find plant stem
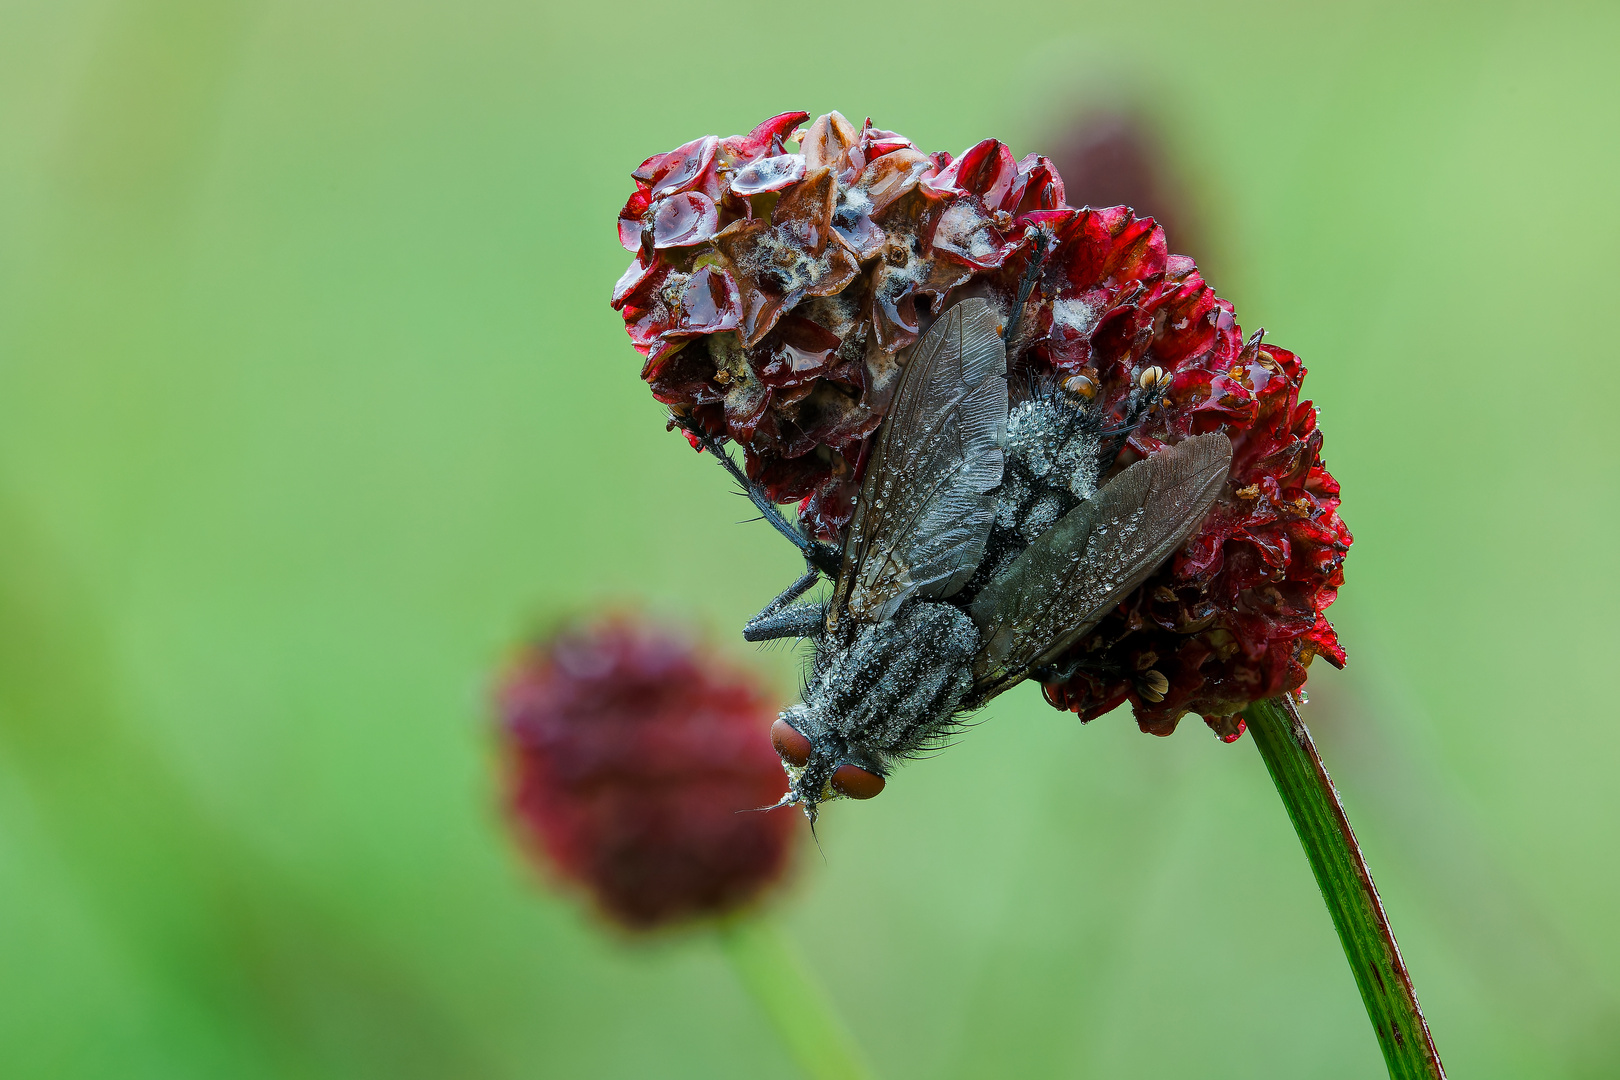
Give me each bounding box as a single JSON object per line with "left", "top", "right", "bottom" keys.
{"left": 717, "top": 914, "right": 876, "bottom": 1080}
{"left": 1245, "top": 694, "right": 1445, "bottom": 1079}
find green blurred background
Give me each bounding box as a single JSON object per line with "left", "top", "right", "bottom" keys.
{"left": 2, "top": 1, "right": 1617, "bottom": 1076}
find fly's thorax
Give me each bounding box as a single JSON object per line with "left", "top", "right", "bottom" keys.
{"left": 800, "top": 601, "right": 980, "bottom": 759}
{"left": 1003, "top": 395, "right": 1102, "bottom": 502}
{"left": 983, "top": 394, "right": 1106, "bottom": 557}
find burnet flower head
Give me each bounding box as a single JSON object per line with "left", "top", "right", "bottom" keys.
{"left": 612, "top": 110, "right": 1349, "bottom": 744}
{"left": 497, "top": 616, "right": 797, "bottom": 929}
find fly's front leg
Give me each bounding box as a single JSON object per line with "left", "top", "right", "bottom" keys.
{"left": 1032, "top": 656, "right": 1085, "bottom": 684}
{"left": 669, "top": 412, "right": 840, "bottom": 576}
{"left": 743, "top": 566, "right": 824, "bottom": 642}
{"left": 1032, "top": 649, "right": 1122, "bottom": 686}
{"left": 1002, "top": 227, "right": 1052, "bottom": 352}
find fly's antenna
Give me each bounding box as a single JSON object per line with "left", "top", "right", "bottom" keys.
{"left": 739, "top": 789, "right": 801, "bottom": 814}
{"left": 669, "top": 412, "right": 840, "bottom": 575}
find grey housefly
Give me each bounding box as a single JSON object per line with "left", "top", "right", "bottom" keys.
{"left": 675, "top": 266, "right": 1232, "bottom": 822}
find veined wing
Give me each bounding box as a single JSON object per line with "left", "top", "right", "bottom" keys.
{"left": 966, "top": 432, "right": 1232, "bottom": 701}
{"left": 828, "top": 298, "right": 1008, "bottom": 632}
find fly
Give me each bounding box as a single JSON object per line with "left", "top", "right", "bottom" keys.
{"left": 675, "top": 237, "right": 1232, "bottom": 822}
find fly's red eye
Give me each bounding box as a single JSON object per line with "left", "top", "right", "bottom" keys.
{"left": 830, "top": 763, "right": 885, "bottom": 800}
{"left": 770, "top": 718, "right": 812, "bottom": 767}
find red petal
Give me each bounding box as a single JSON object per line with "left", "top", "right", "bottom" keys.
{"left": 724, "top": 379, "right": 772, "bottom": 442}
{"left": 611, "top": 256, "right": 654, "bottom": 309}
{"left": 730, "top": 153, "right": 806, "bottom": 196}
{"left": 652, "top": 192, "right": 719, "bottom": 249}
{"left": 754, "top": 315, "right": 842, "bottom": 388}
{"left": 857, "top": 119, "right": 915, "bottom": 160}
{"left": 675, "top": 265, "right": 741, "bottom": 334}
{"left": 922, "top": 139, "right": 1018, "bottom": 209}
{"left": 1014, "top": 154, "right": 1067, "bottom": 214}
{"left": 955, "top": 139, "right": 1019, "bottom": 208}
{"left": 647, "top": 136, "right": 719, "bottom": 198}
{"left": 722, "top": 111, "right": 809, "bottom": 160}
{"left": 618, "top": 188, "right": 653, "bottom": 252}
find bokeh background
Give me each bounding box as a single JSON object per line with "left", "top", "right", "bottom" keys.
{"left": 2, "top": 1, "right": 1617, "bottom": 1076}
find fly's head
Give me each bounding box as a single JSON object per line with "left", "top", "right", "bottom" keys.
{"left": 767, "top": 706, "right": 886, "bottom": 825}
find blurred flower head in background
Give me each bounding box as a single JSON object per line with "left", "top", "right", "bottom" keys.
{"left": 497, "top": 616, "right": 798, "bottom": 930}
{"left": 612, "top": 112, "right": 1349, "bottom": 736}
{"left": 1047, "top": 108, "right": 1202, "bottom": 266}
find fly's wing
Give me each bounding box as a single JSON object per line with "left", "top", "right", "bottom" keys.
{"left": 967, "top": 432, "right": 1232, "bottom": 701}
{"left": 827, "top": 298, "right": 1008, "bottom": 632}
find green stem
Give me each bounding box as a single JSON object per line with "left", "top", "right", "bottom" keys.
{"left": 1245, "top": 694, "right": 1445, "bottom": 1079}
{"left": 717, "top": 914, "right": 876, "bottom": 1080}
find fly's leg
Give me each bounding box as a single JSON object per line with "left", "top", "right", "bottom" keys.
{"left": 744, "top": 604, "right": 824, "bottom": 642}
{"left": 1002, "top": 227, "right": 1052, "bottom": 352}
{"left": 743, "top": 567, "right": 824, "bottom": 642}
{"left": 1032, "top": 656, "right": 1086, "bottom": 683}
{"left": 669, "top": 413, "right": 840, "bottom": 576}
{"left": 1033, "top": 642, "right": 1132, "bottom": 688}
{"left": 1096, "top": 380, "right": 1168, "bottom": 471}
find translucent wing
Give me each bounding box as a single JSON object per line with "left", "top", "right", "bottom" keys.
{"left": 966, "top": 432, "right": 1232, "bottom": 701}
{"left": 828, "top": 298, "right": 1008, "bottom": 631}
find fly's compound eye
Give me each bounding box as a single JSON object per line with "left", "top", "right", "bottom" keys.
{"left": 830, "top": 763, "right": 886, "bottom": 800}
{"left": 770, "top": 717, "right": 812, "bottom": 768}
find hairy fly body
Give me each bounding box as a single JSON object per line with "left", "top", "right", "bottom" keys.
{"left": 680, "top": 291, "right": 1231, "bottom": 822}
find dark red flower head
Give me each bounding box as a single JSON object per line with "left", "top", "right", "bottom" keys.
{"left": 612, "top": 113, "right": 1351, "bottom": 740}
{"left": 498, "top": 616, "right": 798, "bottom": 929}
